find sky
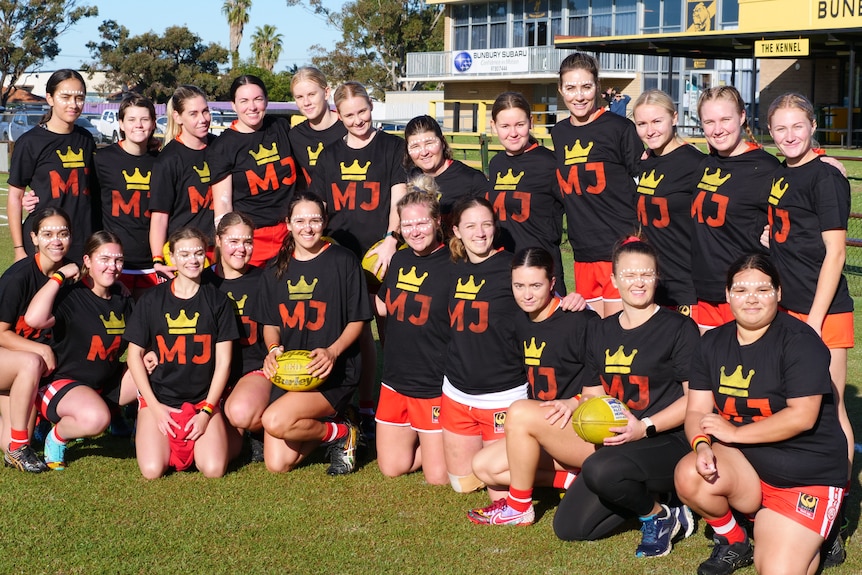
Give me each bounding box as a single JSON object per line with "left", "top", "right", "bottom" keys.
{"left": 49, "top": 0, "right": 346, "bottom": 73}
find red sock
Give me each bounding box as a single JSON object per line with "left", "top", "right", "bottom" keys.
{"left": 506, "top": 487, "right": 533, "bottom": 513}
{"left": 707, "top": 509, "right": 747, "bottom": 544}
{"left": 322, "top": 422, "right": 348, "bottom": 443}
{"left": 9, "top": 428, "right": 28, "bottom": 451}
{"left": 552, "top": 470, "right": 578, "bottom": 489}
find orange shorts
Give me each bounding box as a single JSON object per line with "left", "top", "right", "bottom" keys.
{"left": 375, "top": 384, "right": 441, "bottom": 433}
{"left": 573, "top": 261, "right": 620, "bottom": 302}
{"left": 693, "top": 300, "right": 734, "bottom": 330}
{"left": 119, "top": 269, "right": 161, "bottom": 292}
{"left": 760, "top": 481, "right": 844, "bottom": 538}
{"left": 439, "top": 393, "right": 507, "bottom": 441}
{"left": 783, "top": 310, "right": 854, "bottom": 349}
{"left": 250, "top": 222, "right": 288, "bottom": 267}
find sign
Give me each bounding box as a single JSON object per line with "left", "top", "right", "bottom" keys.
{"left": 452, "top": 49, "right": 530, "bottom": 74}
{"left": 754, "top": 38, "right": 809, "bottom": 57}
{"left": 687, "top": 0, "right": 715, "bottom": 32}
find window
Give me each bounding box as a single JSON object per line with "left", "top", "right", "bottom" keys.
{"left": 720, "top": 0, "right": 739, "bottom": 27}
{"left": 643, "top": 0, "right": 660, "bottom": 32}
{"left": 663, "top": 0, "right": 682, "bottom": 31}
{"left": 615, "top": 0, "right": 637, "bottom": 34}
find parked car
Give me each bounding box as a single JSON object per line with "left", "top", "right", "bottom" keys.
{"left": 91, "top": 109, "right": 121, "bottom": 143}
{"left": 209, "top": 110, "right": 237, "bottom": 135}
{"left": 155, "top": 115, "right": 167, "bottom": 135}
{"left": 75, "top": 117, "right": 103, "bottom": 143}
{"left": 6, "top": 111, "right": 42, "bottom": 142}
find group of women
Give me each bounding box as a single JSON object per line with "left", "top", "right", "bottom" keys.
{"left": 0, "top": 52, "right": 852, "bottom": 575}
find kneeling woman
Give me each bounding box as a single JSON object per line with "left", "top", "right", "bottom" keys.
{"left": 25, "top": 232, "right": 138, "bottom": 470}
{"left": 125, "top": 227, "right": 239, "bottom": 479}
{"left": 675, "top": 253, "right": 848, "bottom": 575}
{"left": 255, "top": 191, "right": 371, "bottom": 476}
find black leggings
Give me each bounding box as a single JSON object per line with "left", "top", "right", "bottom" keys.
{"left": 553, "top": 430, "right": 689, "bottom": 541}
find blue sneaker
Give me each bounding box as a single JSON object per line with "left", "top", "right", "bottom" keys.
{"left": 635, "top": 504, "right": 679, "bottom": 557}
{"left": 674, "top": 504, "right": 696, "bottom": 541}
{"left": 43, "top": 428, "right": 67, "bottom": 471}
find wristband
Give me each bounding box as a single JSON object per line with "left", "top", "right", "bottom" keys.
{"left": 50, "top": 273, "right": 64, "bottom": 286}
{"left": 152, "top": 255, "right": 165, "bottom": 265}
{"left": 384, "top": 231, "right": 394, "bottom": 239}
{"left": 199, "top": 402, "right": 215, "bottom": 416}
{"left": 691, "top": 434, "right": 711, "bottom": 451}
{"left": 268, "top": 343, "right": 282, "bottom": 355}
{"left": 573, "top": 394, "right": 582, "bottom": 403}
{"left": 13, "top": 245, "right": 23, "bottom": 249}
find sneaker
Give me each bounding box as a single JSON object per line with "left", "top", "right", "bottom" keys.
{"left": 674, "top": 505, "right": 696, "bottom": 541}
{"left": 697, "top": 533, "right": 754, "bottom": 575}
{"left": 822, "top": 529, "right": 846, "bottom": 569}
{"left": 4, "top": 444, "right": 48, "bottom": 473}
{"left": 33, "top": 417, "right": 51, "bottom": 447}
{"left": 325, "top": 421, "right": 358, "bottom": 475}
{"left": 636, "top": 504, "right": 679, "bottom": 557}
{"left": 467, "top": 499, "right": 535, "bottom": 526}
{"left": 43, "top": 430, "right": 67, "bottom": 470}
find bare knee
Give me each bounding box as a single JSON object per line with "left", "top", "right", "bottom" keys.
{"left": 138, "top": 460, "right": 168, "bottom": 480}
{"left": 261, "top": 409, "right": 296, "bottom": 439}
{"left": 197, "top": 458, "right": 227, "bottom": 478}
{"left": 377, "top": 456, "right": 411, "bottom": 478}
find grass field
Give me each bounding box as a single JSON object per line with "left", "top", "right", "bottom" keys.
{"left": 1, "top": 159, "right": 862, "bottom": 574}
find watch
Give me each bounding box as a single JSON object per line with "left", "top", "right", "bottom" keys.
{"left": 642, "top": 417, "right": 657, "bottom": 438}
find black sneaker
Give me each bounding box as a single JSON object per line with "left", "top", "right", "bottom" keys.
{"left": 822, "top": 529, "right": 846, "bottom": 569}
{"left": 4, "top": 444, "right": 48, "bottom": 473}
{"left": 697, "top": 532, "right": 754, "bottom": 575}
{"left": 325, "top": 422, "right": 358, "bottom": 475}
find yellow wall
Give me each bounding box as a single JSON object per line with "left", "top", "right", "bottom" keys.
{"left": 739, "top": 0, "right": 862, "bottom": 32}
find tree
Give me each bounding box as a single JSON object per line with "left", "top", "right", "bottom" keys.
{"left": 216, "top": 60, "right": 293, "bottom": 102}
{"left": 0, "top": 1, "right": 98, "bottom": 106}
{"left": 250, "top": 25, "right": 283, "bottom": 72}
{"left": 223, "top": 0, "right": 252, "bottom": 69}
{"left": 287, "top": 0, "right": 443, "bottom": 95}
{"left": 86, "top": 21, "right": 229, "bottom": 103}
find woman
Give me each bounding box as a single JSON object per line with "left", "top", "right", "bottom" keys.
{"left": 7, "top": 70, "right": 97, "bottom": 262}
{"left": 125, "top": 227, "right": 239, "bottom": 479}
{"left": 487, "top": 92, "right": 567, "bottom": 293}
{"left": 403, "top": 114, "right": 488, "bottom": 226}
{"left": 551, "top": 53, "right": 643, "bottom": 318}
{"left": 0, "top": 208, "right": 76, "bottom": 472}
{"left": 254, "top": 191, "right": 371, "bottom": 475}
{"left": 94, "top": 93, "right": 161, "bottom": 297}
{"left": 374, "top": 187, "right": 450, "bottom": 485}
{"left": 210, "top": 75, "right": 300, "bottom": 266}
{"left": 149, "top": 85, "right": 216, "bottom": 280}
{"left": 632, "top": 89, "right": 703, "bottom": 313}
{"left": 441, "top": 197, "right": 525, "bottom": 497}
{"left": 288, "top": 66, "right": 347, "bottom": 187}
{"left": 24, "top": 231, "right": 138, "bottom": 470}
{"left": 675, "top": 253, "right": 847, "bottom": 575}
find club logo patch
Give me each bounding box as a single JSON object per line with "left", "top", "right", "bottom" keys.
{"left": 494, "top": 411, "right": 506, "bottom": 434}
{"left": 796, "top": 492, "right": 818, "bottom": 519}
{"left": 431, "top": 405, "right": 440, "bottom": 424}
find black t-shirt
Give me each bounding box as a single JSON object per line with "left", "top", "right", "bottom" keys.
{"left": 514, "top": 303, "right": 598, "bottom": 400}
{"left": 149, "top": 136, "right": 217, "bottom": 242}
{"left": 636, "top": 144, "right": 704, "bottom": 306}
{"left": 487, "top": 144, "right": 567, "bottom": 292}
{"left": 690, "top": 312, "right": 847, "bottom": 488}
{"left": 379, "top": 245, "right": 451, "bottom": 398}
{"left": 0, "top": 255, "right": 55, "bottom": 343}
{"left": 691, "top": 146, "right": 778, "bottom": 301}
{"left": 311, "top": 130, "right": 407, "bottom": 256}
{"left": 207, "top": 117, "right": 299, "bottom": 228}
{"left": 10, "top": 125, "right": 97, "bottom": 261}
{"left": 551, "top": 110, "right": 642, "bottom": 262}
{"left": 445, "top": 250, "right": 526, "bottom": 394}
{"left": 768, "top": 159, "right": 853, "bottom": 315}
{"left": 430, "top": 160, "right": 489, "bottom": 218}
{"left": 288, "top": 119, "right": 347, "bottom": 187}
{"left": 589, "top": 307, "right": 699, "bottom": 420}
{"left": 94, "top": 143, "right": 159, "bottom": 269}
{"left": 124, "top": 281, "right": 239, "bottom": 408}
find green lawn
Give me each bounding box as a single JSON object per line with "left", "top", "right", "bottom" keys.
{"left": 1, "top": 170, "right": 862, "bottom": 574}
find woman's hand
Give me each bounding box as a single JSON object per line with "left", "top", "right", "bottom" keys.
{"left": 603, "top": 409, "right": 643, "bottom": 446}
{"left": 262, "top": 345, "right": 283, "bottom": 379}
{"left": 559, "top": 292, "right": 587, "bottom": 312}
{"left": 36, "top": 343, "right": 56, "bottom": 376}
{"left": 540, "top": 397, "right": 578, "bottom": 429}
{"left": 150, "top": 402, "right": 183, "bottom": 438}
{"left": 695, "top": 443, "right": 718, "bottom": 481}
{"left": 368, "top": 236, "right": 398, "bottom": 278}
{"left": 143, "top": 351, "right": 159, "bottom": 374}
{"left": 184, "top": 411, "right": 210, "bottom": 441}
{"left": 308, "top": 347, "right": 336, "bottom": 380}
{"left": 699, "top": 413, "right": 738, "bottom": 444}
{"left": 57, "top": 262, "right": 81, "bottom": 283}
{"left": 153, "top": 262, "right": 176, "bottom": 282}
{"left": 21, "top": 190, "right": 39, "bottom": 214}
{"left": 759, "top": 224, "right": 770, "bottom": 249}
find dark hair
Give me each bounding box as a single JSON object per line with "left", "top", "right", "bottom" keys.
{"left": 725, "top": 253, "right": 781, "bottom": 291}
{"left": 82, "top": 231, "right": 124, "bottom": 280}
{"left": 31, "top": 207, "right": 72, "bottom": 236}
{"left": 118, "top": 93, "right": 157, "bottom": 142}
{"left": 511, "top": 247, "right": 554, "bottom": 280}
{"left": 273, "top": 191, "right": 328, "bottom": 279}
{"left": 167, "top": 227, "right": 208, "bottom": 253}
{"left": 491, "top": 91, "right": 538, "bottom": 147}
{"left": 448, "top": 196, "right": 496, "bottom": 262}
{"left": 610, "top": 234, "right": 659, "bottom": 276}
{"left": 230, "top": 74, "right": 269, "bottom": 102}
{"left": 558, "top": 52, "right": 600, "bottom": 87}
{"left": 42, "top": 69, "right": 86, "bottom": 124}
{"left": 215, "top": 211, "right": 256, "bottom": 269}
{"left": 403, "top": 115, "right": 453, "bottom": 171}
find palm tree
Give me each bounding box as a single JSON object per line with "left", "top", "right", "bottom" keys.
{"left": 251, "top": 25, "right": 283, "bottom": 72}
{"left": 222, "top": 0, "right": 252, "bottom": 69}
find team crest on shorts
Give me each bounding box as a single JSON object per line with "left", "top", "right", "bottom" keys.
{"left": 494, "top": 411, "right": 506, "bottom": 434}
{"left": 431, "top": 405, "right": 440, "bottom": 424}
{"left": 796, "top": 492, "right": 819, "bottom": 519}
{"left": 677, "top": 304, "right": 691, "bottom": 317}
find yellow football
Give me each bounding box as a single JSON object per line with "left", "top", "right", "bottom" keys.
{"left": 163, "top": 242, "right": 211, "bottom": 268}
{"left": 270, "top": 350, "right": 327, "bottom": 392}
{"left": 571, "top": 396, "right": 630, "bottom": 444}
{"left": 361, "top": 237, "right": 406, "bottom": 284}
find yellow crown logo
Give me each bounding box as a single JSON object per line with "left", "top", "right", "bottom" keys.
{"left": 605, "top": 345, "right": 638, "bottom": 374}
{"left": 192, "top": 162, "right": 211, "bottom": 183}
{"left": 718, "top": 365, "right": 755, "bottom": 397}
{"left": 122, "top": 167, "right": 151, "bottom": 191}
{"left": 636, "top": 170, "right": 665, "bottom": 195}
{"left": 249, "top": 143, "right": 280, "bottom": 166}
{"left": 340, "top": 159, "right": 371, "bottom": 181}
{"left": 165, "top": 310, "right": 200, "bottom": 334}
{"left": 698, "top": 168, "right": 731, "bottom": 192}
{"left": 768, "top": 177, "right": 789, "bottom": 206}
{"left": 287, "top": 275, "right": 318, "bottom": 300}
{"left": 564, "top": 140, "right": 593, "bottom": 165}
{"left": 454, "top": 275, "right": 486, "bottom": 300}
{"left": 396, "top": 266, "right": 428, "bottom": 293}
{"left": 524, "top": 337, "right": 546, "bottom": 366}
{"left": 307, "top": 142, "right": 324, "bottom": 166}
{"left": 494, "top": 168, "right": 525, "bottom": 190}
{"left": 226, "top": 291, "right": 248, "bottom": 315}
{"left": 99, "top": 311, "right": 126, "bottom": 334}
{"left": 56, "top": 146, "right": 85, "bottom": 168}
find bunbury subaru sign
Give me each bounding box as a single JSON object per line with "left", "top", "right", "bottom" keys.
{"left": 451, "top": 49, "right": 529, "bottom": 74}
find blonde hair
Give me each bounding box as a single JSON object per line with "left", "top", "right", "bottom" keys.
{"left": 291, "top": 66, "right": 328, "bottom": 92}
{"left": 633, "top": 89, "right": 686, "bottom": 148}
{"left": 165, "top": 85, "right": 208, "bottom": 146}
{"left": 767, "top": 92, "right": 815, "bottom": 126}
{"left": 333, "top": 81, "right": 372, "bottom": 112}
{"left": 697, "top": 86, "right": 757, "bottom": 146}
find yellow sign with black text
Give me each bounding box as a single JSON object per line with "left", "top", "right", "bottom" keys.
{"left": 754, "top": 39, "right": 809, "bottom": 57}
